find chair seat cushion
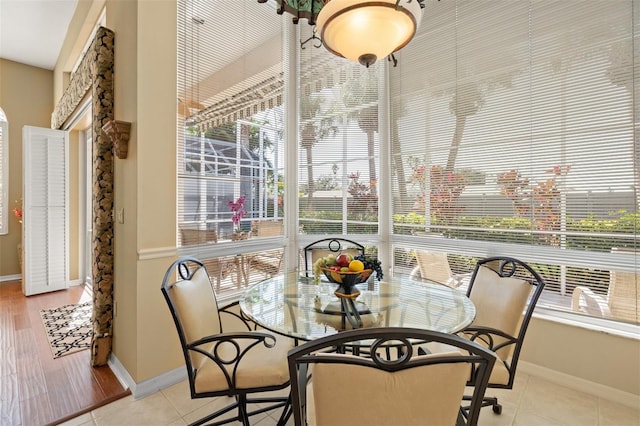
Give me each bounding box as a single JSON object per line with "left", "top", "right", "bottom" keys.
{"left": 194, "top": 333, "right": 292, "bottom": 393}
{"left": 421, "top": 341, "right": 510, "bottom": 386}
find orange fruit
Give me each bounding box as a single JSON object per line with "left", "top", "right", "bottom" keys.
{"left": 349, "top": 259, "right": 365, "bottom": 272}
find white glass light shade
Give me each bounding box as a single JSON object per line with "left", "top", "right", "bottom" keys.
{"left": 316, "top": 0, "right": 423, "bottom": 66}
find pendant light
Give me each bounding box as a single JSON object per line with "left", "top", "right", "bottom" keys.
{"left": 316, "top": 0, "right": 424, "bottom": 67}
{"left": 260, "top": 0, "right": 426, "bottom": 67}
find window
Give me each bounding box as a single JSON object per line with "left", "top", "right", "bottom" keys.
{"left": 390, "top": 0, "right": 638, "bottom": 326}
{"left": 177, "top": 0, "right": 638, "bottom": 327}
{"left": 177, "top": 0, "right": 287, "bottom": 295}
{"left": 297, "top": 25, "right": 381, "bottom": 240}
{"left": 0, "top": 107, "right": 8, "bottom": 235}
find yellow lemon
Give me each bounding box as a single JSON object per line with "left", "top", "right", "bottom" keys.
{"left": 349, "top": 259, "right": 365, "bottom": 272}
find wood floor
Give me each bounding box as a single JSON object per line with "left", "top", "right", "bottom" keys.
{"left": 0, "top": 280, "right": 129, "bottom": 426}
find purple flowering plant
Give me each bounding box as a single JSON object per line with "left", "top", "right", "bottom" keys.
{"left": 228, "top": 195, "right": 247, "bottom": 232}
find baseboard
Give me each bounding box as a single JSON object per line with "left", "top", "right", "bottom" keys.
{"left": 519, "top": 361, "right": 640, "bottom": 409}
{"left": 0, "top": 274, "right": 21, "bottom": 282}
{"left": 108, "top": 353, "right": 187, "bottom": 400}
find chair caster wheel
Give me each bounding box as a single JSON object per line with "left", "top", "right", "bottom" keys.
{"left": 492, "top": 404, "right": 502, "bottom": 414}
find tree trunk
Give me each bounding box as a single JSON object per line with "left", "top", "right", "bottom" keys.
{"left": 367, "top": 129, "right": 377, "bottom": 196}
{"left": 446, "top": 115, "right": 467, "bottom": 173}
{"left": 306, "top": 145, "right": 315, "bottom": 210}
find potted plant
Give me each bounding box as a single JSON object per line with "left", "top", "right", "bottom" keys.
{"left": 228, "top": 195, "right": 248, "bottom": 240}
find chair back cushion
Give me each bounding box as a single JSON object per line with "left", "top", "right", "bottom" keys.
{"left": 469, "top": 265, "right": 532, "bottom": 359}
{"left": 169, "top": 266, "right": 222, "bottom": 366}
{"left": 311, "top": 352, "right": 467, "bottom": 426}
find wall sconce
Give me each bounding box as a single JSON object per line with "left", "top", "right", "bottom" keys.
{"left": 102, "top": 120, "right": 131, "bottom": 159}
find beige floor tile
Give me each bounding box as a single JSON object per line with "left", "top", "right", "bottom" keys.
{"left": 92, "top": 392, "right": 181, "bottom": 426}
{"left": 181, "top": 396, "right": 240, "bottom": 425}
{"left": 518, "top": 376, "right": 598, "bottom": 425}
{"left": 166, "top": 418, "right": 188, "bottom": 426}
{"left": 161, "top": 379, "right": 211, "bottom": 417}
{"left": 57, "top": 412, "right": 95, "bottom": 426}
{"left": 477, "top": 399, "right": 518, "bottom": 426}
{"left": 485, "top": 371, "right": 531, "bottom": 408}
{"left": 598, "top": 398, "right": 640, "bottom": 426}
{"left": 513, "top": 409, "right": 566, "bottom": 426}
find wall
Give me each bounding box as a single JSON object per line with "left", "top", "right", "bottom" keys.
{"left": 522, "top": 316, "right": 640, "bottom": 396}
{"left": 0, "top": 59, "right": 53, "bottom": 276}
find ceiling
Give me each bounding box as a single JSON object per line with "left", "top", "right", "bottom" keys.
{"left": 0, "top": 0, "right": 78, "bottom": 70}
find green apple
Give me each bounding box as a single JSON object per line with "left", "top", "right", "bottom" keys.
{"left": 324, "top": 254, "right": 337, "bottom": 266}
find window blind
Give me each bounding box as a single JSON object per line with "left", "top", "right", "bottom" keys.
{"left": 390, "top": 0, "right": 638, "bottom": 324}
{"left": 297, "top": 24, "right": 381, "bottom": 238}
{"left": 176, "top": 0, "right": 287, "bottom": 294}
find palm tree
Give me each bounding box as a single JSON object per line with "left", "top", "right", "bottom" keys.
{"left": 342, "top": 68, "right": 379, "bottom": 196}
{"left": 300, "top": 95, "right": 338, "bottom": 209}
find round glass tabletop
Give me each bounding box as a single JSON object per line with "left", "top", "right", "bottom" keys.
{"left": 240, "top": 272, "right": 476, "bottom": 341}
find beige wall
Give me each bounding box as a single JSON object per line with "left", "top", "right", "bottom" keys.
{"left": 53, "top": 0, "right": 180, "bottom": 382}
{"left": 0, "top": 59, "right": 53, "bottom": 276}
{"left": 522, "top": 317, "right": 640, "bottom": 396}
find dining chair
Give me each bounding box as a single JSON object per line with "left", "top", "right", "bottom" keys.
{"left": 287, "top": 327, "right": 496, "bottom": 426}
{"left": 161, "top": 256, "right": 292, "bottom": 426}
{"left": 457, "top": 256, "right": 545, "bottom": 415}
{"left": 302, "top": 237, "right": 365, "bottom": 277}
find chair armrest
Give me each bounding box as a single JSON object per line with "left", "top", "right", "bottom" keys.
{"left": 461, "top": 325, "right": 517, "bottom": 354}
{"left": 409, "top": 265, "right": 421, "bottom": 281}
{"left": 188, "top": 331, "right": 278, "bottom": 364}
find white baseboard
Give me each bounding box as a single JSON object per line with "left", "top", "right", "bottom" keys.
{"left": 0, "top": 274, "right": 21, "bottom": 282}
{"left": 519, "top": 361, "right": 640, "bottom": 409}
{"left": 108, "top": 353, "right": 187, "bottom": 400}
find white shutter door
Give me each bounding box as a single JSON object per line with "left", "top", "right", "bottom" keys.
{"left": 22, "top": 126, "right": 69, "bottom": 296}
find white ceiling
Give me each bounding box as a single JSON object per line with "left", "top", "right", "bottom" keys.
{"left": 0, "top": 0, "right": 78, "bottom": 70}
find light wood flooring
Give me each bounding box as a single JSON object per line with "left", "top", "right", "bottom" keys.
{"left": 0, "top": 280, "right": 129, "bottom": 426}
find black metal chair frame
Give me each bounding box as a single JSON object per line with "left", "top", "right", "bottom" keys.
{"left": 161, "top": 257, "right": 292, "bottom": 426}
{"left": 462, "top": 256, "right": 545, "bottom": 414}
{"left": 287, "top": 327, "right": 496, "bottom": 426}
{"left": 302, "top": 237, "right": 365, "bottom": 277}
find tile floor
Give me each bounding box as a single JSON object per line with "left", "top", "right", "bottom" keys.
{"left": 59, "top": 371, "right": 639, "bottom": 426}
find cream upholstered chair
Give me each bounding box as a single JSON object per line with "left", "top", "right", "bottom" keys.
{"left": 161, "top": 257, "right": 292, "bottom": 426}
{"left": 303, "top": 238, "right": 365, "bottom": 277}
{"left": 287, "top": 327, "right": 496, "bottom": 426}
{"left": 458, "top": 256, "right": 545, "bottom": 415}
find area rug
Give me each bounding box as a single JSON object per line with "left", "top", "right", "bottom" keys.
{"left": 40, "top": 302, "right": 93, "bottom": 359}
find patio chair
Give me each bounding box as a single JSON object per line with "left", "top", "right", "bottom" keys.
{"left": 572, "top": 250, "right": 638, "bottom": 323}
{"left": 303, "top": 238, "right": 365, "bottom": 277}
{"left": 161, "top": 257, "right": 292, "bottom": 426}
{"left": 409, "top": 249, "right": 470, "bottom": 289}
{"left": 245, "top": 220, "right": 285, "bottom": 279}
{"left": 287, "top": 327, "right": 496, "bottom": 426}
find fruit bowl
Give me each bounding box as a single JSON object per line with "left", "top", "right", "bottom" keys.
{"left": 320, "top": 267, "right": 372, "bottom": 287}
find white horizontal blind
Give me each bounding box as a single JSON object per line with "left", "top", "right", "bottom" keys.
{"left": 391, "top": 0, "right": 638, "bottom": 324}
{"left": 297, "top": 24, "right": 381, "bottom": 237}
{"left": 176, "top": 0, "right": 287, "bottom": 294}
{"left": 0, "top": 108, "right": 7, "bottom": 235}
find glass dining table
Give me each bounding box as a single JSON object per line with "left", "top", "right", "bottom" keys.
{"left": 239, "top": 272, "right": 476, "bottom": 342}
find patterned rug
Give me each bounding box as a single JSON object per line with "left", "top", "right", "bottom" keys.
{"left": 40, "top": 302, "right": 93, "bottom": 359}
